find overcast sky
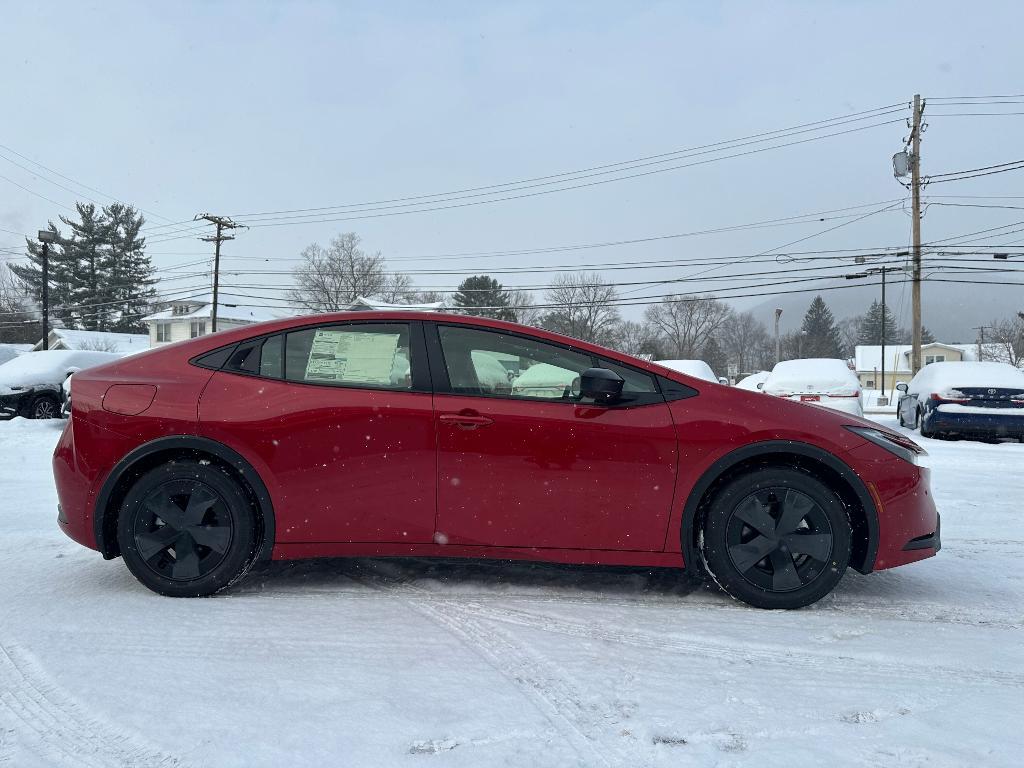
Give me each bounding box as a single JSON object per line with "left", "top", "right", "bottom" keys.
{"left": 2, "top": 1, "right": 1023, "bottom": 324}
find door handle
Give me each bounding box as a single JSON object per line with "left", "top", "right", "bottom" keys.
{"left": 439, "top": 413, "right": 494, "bottom": 428}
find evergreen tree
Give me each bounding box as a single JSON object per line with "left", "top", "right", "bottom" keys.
{"left": 857, "top": 299, "right": 899, "bottom": 345}
{"left": 452, "top": 275, "right": 515, "bottom": 321}
{"left": 701, "top": 336, "right": 728, "bottom": 377}
{"left": 8, "top": 202, "right": 156, "bottom": 332}
{"left": 800, "top": 295, "right": 843, "bottom": 357}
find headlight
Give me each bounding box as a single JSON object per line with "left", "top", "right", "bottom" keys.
{"left": 846, "top": 426, "right": 928, "bottom": 466}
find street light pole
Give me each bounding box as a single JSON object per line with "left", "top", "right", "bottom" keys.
{"left": 774, "top": 308, "right": 783, "bottom": 364}
{"left": 38, "top": 230, "right": 57, "bottom": 350}
{"left": 846, "top": 262, "right": 903, "bottom": 402}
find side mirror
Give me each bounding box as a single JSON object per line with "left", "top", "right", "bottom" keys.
{"left": 576, "top": 367, "right": 624, "bottom": 402}
{"left": 717, "top": 376, "right": 730, "bottom": 386}
{"left": 895, "top": 382, "right": 908, "bottom": 393}
{"left": 756, "top": 382, "right": 764, "bottom": 390}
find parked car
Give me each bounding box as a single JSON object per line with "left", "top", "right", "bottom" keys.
{"left": 762, "top": 359, "right": 864, "bottom": 417}
{"left": 55, "top": 313, "right": 939, "bottom": 609}
{"left": 0, "top": 350, "right": 122, "bottom": 420}
{"left": 735, "top": 370, "right": 770, "bottom": 391}
{"left": 897, "top": 361, "right": 1024, "bottom": 440}
{"left": 653, "top": 359, "right": 719, "bottom": 383}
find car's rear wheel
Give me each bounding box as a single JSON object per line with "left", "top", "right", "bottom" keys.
{"left": 700, "top": 468, "right": 851, "bottom": 609}
{"left": 919, "top": 409, "right": 935, "bottom": 438}
{"left": 117, "top": 460, "right": 257, "bottom": 597}
{"left": 26, "top": 394, "right": 58, "bottom": 419}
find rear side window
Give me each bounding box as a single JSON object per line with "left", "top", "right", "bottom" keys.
{"left": 598, "top": 359, "right": 657, "bottom": 393}
{"left": 283, "top": 323, "right": 412, "bottom": 390}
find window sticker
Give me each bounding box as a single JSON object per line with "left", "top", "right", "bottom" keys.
{"left": 305, "top": 330, "right": 400, "bottom": 384}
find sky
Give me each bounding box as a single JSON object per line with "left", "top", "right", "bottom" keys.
{"left": 2, "top": 1, "right": 1023, "bottom": 332}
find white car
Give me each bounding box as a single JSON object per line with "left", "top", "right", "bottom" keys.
{"left": 735, "top": 370, "right": 770, "bottom": 391}
{"left": 762, "top": 358, "right": 863, "bottom": 417}
{"left": 653, "top": 359, "right": 720, "bottom": 384}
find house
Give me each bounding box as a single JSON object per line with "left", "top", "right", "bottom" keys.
{"left": 853, "top": 342, "right": 1003, "bottom": 391}
{"left": 142, "top": 294, "right": 286, "bottom": 347}
{"left": 344, "top": 295, "right": 448, "bottom": 312}
{"left": 31, "top": 329, "right": 149, "bottom": 355}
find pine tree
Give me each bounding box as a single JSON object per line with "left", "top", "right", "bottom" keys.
{"left": 701, "top": 336, "right": 727, "bottom": 377}
{"left": 105, "top": 204, "right": 156, "bottom": 332}
{"left": 452, "top": 275, "right": 515, "bottom": 321}
{"left": 9, "top": 222, "right": 79, "bottom": 329}
{"left": 63, "top": 203, "right": 114, "bottom": 330}
{"left": 801, "top": 295, "right": 843, "bottom": 357}
{"left": 857, "top": 299, "right": 899, "bottom": 345}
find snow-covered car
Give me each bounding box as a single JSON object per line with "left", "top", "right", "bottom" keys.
{"left": 735, "top": 370, "right": 770, "bottom": 391}
{"left": 511, "top": 362, "right": 576, "bottom": 398}
{"left": 763, "top": 358, "right": 863, "bottom": 417}
{"left": 0, "top": 343, "right": 32, "bottom": 366}
{"left": 896, "top": 361, "right": 1024, "bottom": 439}
{"left": 653, "top": 359, "right": 719, "bottom": 383}
{"left": 0, "top": 350, "right": 121, "bottom": 420}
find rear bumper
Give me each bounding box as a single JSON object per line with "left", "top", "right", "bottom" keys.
{"left": 0, "top": 392, "right": 28, "bottom": 419}
{"left": 925, "top": 408, "right": 1024, "bottom": 438}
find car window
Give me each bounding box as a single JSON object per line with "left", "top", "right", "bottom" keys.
{"left": 597, "top": 358, "right": 657, "bottom": 393}
{"left": 437, "top": 325, "right": 592, "bottom": 400}
{"left": 260, "top": 335, "right": 283, "bottom": 379}
{"left": 284, "top": 323, "right": 412, "bottom": 390}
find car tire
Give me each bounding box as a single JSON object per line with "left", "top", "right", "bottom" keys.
{"left": 919, "top": 409, "right": 934, "bottom": 438}
{"left": 26, "top": 394, "right": 59, "bottom": 420}
{"left": 117, "top": 459, "right": 258, "bottom": 597}
{"left": 700, "top": 467, "right": 851, "bottom": 609}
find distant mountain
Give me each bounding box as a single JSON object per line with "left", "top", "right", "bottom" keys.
{"left": 748, "top": 277, "right": 1022, "bottom": 342}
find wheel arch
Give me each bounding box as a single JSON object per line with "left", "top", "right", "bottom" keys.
{"left": 93, "top": 435, "right": 275, "bottom": 562}
{"left": 680, "top": 440, "right": 879, "bottom": 577}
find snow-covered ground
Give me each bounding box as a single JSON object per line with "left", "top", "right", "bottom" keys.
{"left": 1, "top": 417, "right": 1022, "bottom": 767}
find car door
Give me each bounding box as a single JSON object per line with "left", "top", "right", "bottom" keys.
{"left": 198, "top": 320, "right": 437, "bottom": 544}
{"left": 428, "top": 323, "right": 678, "bottom": 552}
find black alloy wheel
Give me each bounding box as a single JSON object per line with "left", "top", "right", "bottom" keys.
{"left": 700, "top": 467, "right": 851, "bottom": 609}
{"left": 118, "top": 460, "right": 257, "bottom": 597}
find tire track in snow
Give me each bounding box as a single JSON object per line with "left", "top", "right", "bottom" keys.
{"left": 0, "top": 643, "right": 187, "bottom": 768}
{"left": 348, "top": 570, "right": 641, "bottom": 768}
{"left": 451, "top": 601, "right": 1024, "bottom": 689}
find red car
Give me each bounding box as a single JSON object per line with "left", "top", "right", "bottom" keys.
{"left": 53, "top": 313, "right": 940, "bottom": 608}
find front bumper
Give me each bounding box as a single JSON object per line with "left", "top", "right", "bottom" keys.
{"left": 925, "top": 408, "right": 1024, "bottom": 439}
{"left": 0, "top": 392, "right": 28, "bottom": 420}
{"left": 902, "top": 512, "right": 941, "bottom": 553}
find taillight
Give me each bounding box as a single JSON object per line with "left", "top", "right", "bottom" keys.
{"left": 931, "top": 389, "right": 970, "bottom": 403}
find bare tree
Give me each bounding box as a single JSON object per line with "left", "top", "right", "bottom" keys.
{"left": 378, "top": 272, "right": 416, "bottom": 304}
{"left": 289, "top": 233, "right": 413, "bottom": 311}
{"left": 0, "top": 264, "right": 37, "bottom": 343}
{"left": 719, "top": 311, "right": 769, "bottom": 373}
{"left": 609, "top": 320, "right": 662, "bottom": 359}
{"left": 988, "top": 314, "right": 1024, "bottom": 368}
{"left": 540, "top": 273, "right": 621, "bottom": 344}
{"left": 506, "top": 289, "right": 542, "bottom": 327}
{"left": 644, "top": 295, "right": 731, "bottom": 359}
{"left": 77, "top": 338, "right": 123, "bottom": 353}
{"left": 837, "top": 314, "right": 862, "bottom": 359}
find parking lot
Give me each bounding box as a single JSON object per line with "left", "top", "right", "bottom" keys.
{"left": 1, "top": 415, "right": 1021, "bottom": 767}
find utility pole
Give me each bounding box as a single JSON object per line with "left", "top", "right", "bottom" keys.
{"left": 910, "top": 94, "right": 925, "bottom": 375}
{"left": 38, "top": 230, "right": 58, "bottom": 349}
{"left": 774, "top": 308, "right": 783, "bottom": 364}
{"left": 195, "top": 214, "right": 243, "bottom": 333}
{"left": 973, "top": 325, "right": 991, "bottom": 361}
{"left": 846, "top": 263, "right": 903, "bottom": 402}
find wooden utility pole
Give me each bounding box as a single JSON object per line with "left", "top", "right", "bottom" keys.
{"left": 195, "top": 214, "right": 242, "bottom": 333}
{"left": 910, "top": 94, "right": 925, "bottom": 374}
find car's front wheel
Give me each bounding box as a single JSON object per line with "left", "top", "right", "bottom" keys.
{"left": 117, "top": 460, "right": 258, "bottom": 597}
{"left": 700, "top": 468, "right": 851, "bottom": 609}
{"left": 26, "top": 394, "right": 59, "bottom": 419}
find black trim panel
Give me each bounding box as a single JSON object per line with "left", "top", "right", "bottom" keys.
{"left": 679, "top": 440, "right": 880, "bottom": 576}
{"left": 93, "top": 435, "right": 276, "bottom": 562}
{"left": 902, "top": 513, "right": 940, "bottom": 552}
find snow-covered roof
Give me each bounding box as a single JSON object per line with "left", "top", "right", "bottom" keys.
{"left": 33, "top": 329, "right": 148, "bottom": 355}
{"left": 653, "top": 359, "right": 719, "bottom": 383}
{"left": 0, "top": 350, "right": 121, "bottom": 395}
{"left": 854, "top": 342, "right": 1000, "bottom": 372}
{"left": 345, "top": 296, "right": 448, "bottom": 312}
{"left": 142, "top": 293, "right": 287, "bottom": 324}
{"left": 908, "top": 361, "right": 1024, "bottom": 392}
{"left": 0, "top": 344, "right": 32, "bottom": 366}
{"left": 764, "top": 358, "right": 860, "bottom": 396}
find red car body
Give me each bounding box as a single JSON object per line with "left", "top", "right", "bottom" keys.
{"left": 53, "top": 312, "right": 939, "bottom": 597}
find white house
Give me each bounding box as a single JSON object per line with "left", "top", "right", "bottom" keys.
{"left": 344, "top": 295, "right": 448, "bottom": 312}
{"left": 32, "top": 329, "right": 149, "bottom": 355}
{"left": 854, "top": 341, "right": 1003, "bottom": 391}
{"left": 143, "top": 294, "right": 285, "bottom": 347}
